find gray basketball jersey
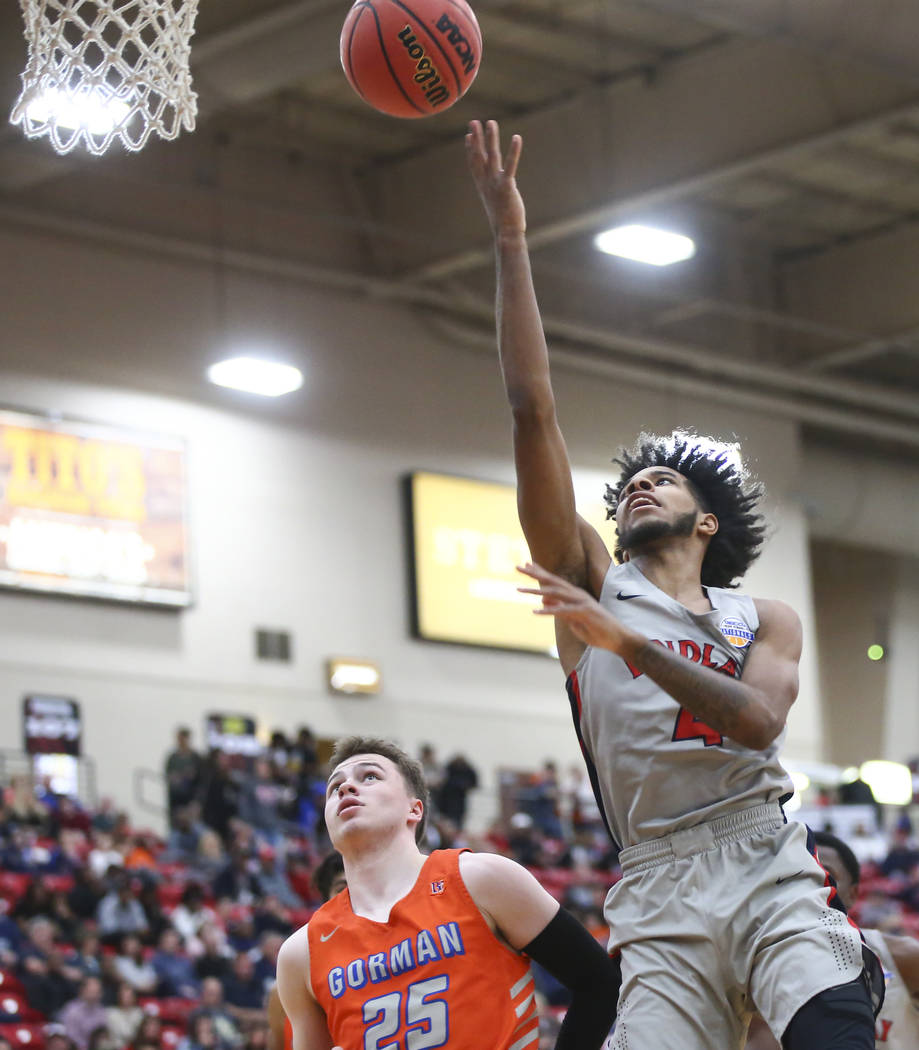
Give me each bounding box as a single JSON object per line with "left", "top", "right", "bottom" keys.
{"left": 567, "top": 560, "right": 793, "bottom": 848}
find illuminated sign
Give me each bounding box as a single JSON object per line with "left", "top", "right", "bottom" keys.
{"left": 23, "top": 694, "right": 81, "bottom": 755}
{"left": 406, "top": 471, "right": 612, "bottom": 655}
{"left": 0, "top": 409, "right": 190, "bottom": 606}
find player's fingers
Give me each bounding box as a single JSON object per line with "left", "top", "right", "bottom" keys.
{"left": 485, "top": 118, "right": 502, "bottom": 171}
{"left": 504, "top": 134, "right": 523, "bottom": 179}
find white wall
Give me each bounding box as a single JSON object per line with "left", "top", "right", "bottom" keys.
{"left": 0, "top": 223, "right": 892, "bottom": 831}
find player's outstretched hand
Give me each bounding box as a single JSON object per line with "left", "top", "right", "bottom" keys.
{"left": 518, "top": 562, "right": 639, "bottom": 656}
{"left": 465, "top": 119, "right": 526, "bottom": 239}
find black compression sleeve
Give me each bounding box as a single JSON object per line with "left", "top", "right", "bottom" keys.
{"left": 522, "top": 907, "right": 621, "bottom": 1050}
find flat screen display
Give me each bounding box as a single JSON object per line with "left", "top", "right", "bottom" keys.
{"left": 0, "top": 409, "right": 191, "bottom": 606}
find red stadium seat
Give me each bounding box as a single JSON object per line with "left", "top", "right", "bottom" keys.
{"left": 138, "top": 997, "right": 196, "bottom": 1025}
{"left": 0, "top": 973, "right": 25, "bottom": 995}
{"left": 0, "top": 993, "right": 44, "bottom": 1023}
{"left": 0, "top": 873, "right": 30, "bottom": 903}
{"left": 0, "top": 1023, "right": 46, "bottom": 1049}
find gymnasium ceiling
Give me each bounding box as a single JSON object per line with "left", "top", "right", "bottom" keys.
{"left": 2, "top": 1, "right": 919, "bottom": 456}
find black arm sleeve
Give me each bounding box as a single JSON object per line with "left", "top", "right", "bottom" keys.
{"left": 522, "top": 906, "right": 621, "bottom": 1050}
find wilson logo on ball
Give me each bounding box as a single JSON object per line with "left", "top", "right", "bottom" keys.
{"left": 340, "top": 0, "right": 482, "bottom": 118}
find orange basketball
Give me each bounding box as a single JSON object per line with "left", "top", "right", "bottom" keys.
{"left": 340, "top": 0, "right": 482, "bottom": 118}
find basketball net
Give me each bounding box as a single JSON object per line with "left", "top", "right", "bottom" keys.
{"left": 10, "top": 0, "right": 199, "bottom": 155}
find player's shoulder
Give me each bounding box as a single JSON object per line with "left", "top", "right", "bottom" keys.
{"left": 278, "top": 922, "right": 311, "bottom": 968}
{"left": 751, "top": 596, "right": 801, "bottom": 635}
{"left": 458, "top": 849, "right": 533, "bottom": 894}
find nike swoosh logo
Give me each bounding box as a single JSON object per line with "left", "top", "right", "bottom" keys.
{"left": 775, "top": 871, "right": 803, "bottom": 885}
{"left": 320, "top": 927, "right": 339, "bottom": 942}
{"left": 616, "top": 591, "right": 642, "bottom": 601}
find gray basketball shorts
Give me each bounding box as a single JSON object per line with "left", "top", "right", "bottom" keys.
{"left": 604, "top": 803, "right": 865, "bottom": 1050}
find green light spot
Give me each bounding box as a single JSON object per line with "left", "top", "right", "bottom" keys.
{"left": 867, "top": 644, "right": 885, "bottom": 662}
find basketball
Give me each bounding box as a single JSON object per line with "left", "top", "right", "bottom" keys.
{"left": 340, "top": 0, "right": 482, "bottom": 119}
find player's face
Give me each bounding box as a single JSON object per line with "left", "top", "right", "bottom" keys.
{"left": 615, "top": 467, "right": 704, "bottom": 551}
{"left": 817, "top": 845, "right": 856, "bottom": 910}
{"left": 325, "top": 754, "right": 421, "bottom": 847}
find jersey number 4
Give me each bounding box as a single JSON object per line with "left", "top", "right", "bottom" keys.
{"left": 672, "top": 708, "right": 723, "bottom": 747}
{"left": 363, "top": 975, "right": 448, "bottom": 1050}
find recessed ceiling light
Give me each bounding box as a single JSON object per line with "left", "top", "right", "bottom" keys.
{"left": 594, "top": 224, "right": 696, "bottom": 266}
{"left": 207, "top": 357, "right": 303, "bottom": 397}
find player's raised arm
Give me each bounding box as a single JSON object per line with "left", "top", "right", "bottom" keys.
{"left": 459, "top": 850, "right": 620, "bottom": 1050}
{"left": 466, "top": 119, "right": 608, "bottom": 589}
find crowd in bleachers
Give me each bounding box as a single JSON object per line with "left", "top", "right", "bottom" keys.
{"left": 1, "top": 728, "right": 918, "bottom": 1050}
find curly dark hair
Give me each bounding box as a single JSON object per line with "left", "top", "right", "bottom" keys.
{"left": 603, "top": 431, "right": 766, "bottom": 588}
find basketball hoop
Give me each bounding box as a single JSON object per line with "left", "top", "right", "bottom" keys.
{"left": 10, "top": 0, "right": 199, "bottom": 155}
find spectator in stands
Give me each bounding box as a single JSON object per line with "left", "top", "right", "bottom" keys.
{"left": 177, "top": 1013, "right": 230, "bottom": 1050}
{"left": 212, "top": 846, "right": 262, "bottom": 906}
{"left": 56, "top": 975, "right": 108, "bottom": 1050}
{"left": 52, "top": 797, "right": 92, "bottom": 837}
{"left": 10, "top": 875, "right": 55, "bottom": 922}
{"left": 191, "top": 923, "right": 232, "bottom": 982}
{"left": 200, "top": 752, "right": 242, "bottom": 846}
{"left": 96, "top": 872, "right": 149, "bottom": 946}
{"left": 220, "top": 951, "right": 264, "bottom": 1028}
{"left": 238, "top": 760, "right": 290, "bottom": 847}
{"left": 137, "top": 881, "right": 171, "bottom": 947}
{"left": 112, "top": 933, "right": 158, "bottom": 995}
{"left": 88, "top": 834, "right": 125, "bottom": 880}
{"left": 67, "top": 927, "right": 103, "bottom": 979}
{"left": 436, "top": 752, "right": 479, "bottom": 830}
{"left": 45, "top": 1029, "right": 78, "bottom": 1050}
{"left": 164, "top": 803, "right": 208, "bottom": 864}
{"left": 151, "top": 927, "right": 200, "bottom": 999}
{"left": 87, "top": 1026, "right": 117, "bottom": 1050}
{"left": 91, "top": 797, "right": 119, "bottom": 835}
{"left": 187, "top": 977, "right": 240, "bottom": 1048}
{"left": 524, "top": 761, "right": 564, "bottom": 839}
{"left": 17, "top": 915, "right": 82, "bottom": 1017}
{"left": 130, "top": 1013, "right": 164, "bottom": 1049}
{"left": 0, "top": 899, "right": 23, "bottom": 969}
{"left": 290, "top": 727, "right": 318, "bottom": 774}
{"left": 68, "top": 865, "right": 106, "bottom": 923}
{"left": 250, "top": 932, "right": 284, "bottom": 993}
{"left": 104, "top": 982, "right": 143, "bottom": 1050}
{"left": 882, "top": 824, "right": 919, "bottom": 880}
{"left": 250, "top": 895, "right": 292, "bottom": 940}
{"left": 170, "top": 884, "right": 217, "bottom": 952}
{"left": 4, "top": 775, "right": 49, "bottom": 829}
{"left": 0, "top": 1034, "right": 14, "bottom": 1050}
{"left": 418, "top": 743, "right": 444, "bottom": 814}
{"left": 252, "top": 847, "right": 301, "bottom": 910}
{"left": 164, "top": 728, "right": 203, "bottom": 830}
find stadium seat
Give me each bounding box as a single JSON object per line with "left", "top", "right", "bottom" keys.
{"left": 0, "top": 1022, "right": 45, "bottom": 1048}
{"left": 0, "top": 993, "right": 43, "bottom": 1023}
{"left": 138, "top": 997, "right": 196, "bottom": 1025}
{"left": 0, "top": 973, "right": 25, "bottom": 995}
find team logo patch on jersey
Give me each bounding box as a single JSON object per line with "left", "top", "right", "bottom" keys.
{"left": 430, "top": 880, "right": 445, "bottom": 895}
{"left": 720, "top": 616, "right": 754, "bottom": 648}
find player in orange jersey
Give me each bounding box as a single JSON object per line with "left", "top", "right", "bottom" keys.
{"left": 277, "top": 735, "right": 620, "bottom": 1050}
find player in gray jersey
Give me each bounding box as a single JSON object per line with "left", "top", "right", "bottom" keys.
{"left": 466, "top": 118, "right": 881, "bottom": 1049}
{"left": 746, "top": 832, "right": 919, "bottom": 1049}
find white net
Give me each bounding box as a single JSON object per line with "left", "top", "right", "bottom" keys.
{"left": 10, "top": 0, "right": 199, "bottom": 155}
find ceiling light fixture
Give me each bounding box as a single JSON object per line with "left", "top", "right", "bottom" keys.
{"left": 594, "top": 224, "right": 696, "bottom": 266}
{"left": 207, "top": 357, "right": 303, "bottom": 397}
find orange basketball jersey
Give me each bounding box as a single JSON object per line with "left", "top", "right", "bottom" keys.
{"left": 308, "top": 848, "right": 539, "bottom": 1049}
